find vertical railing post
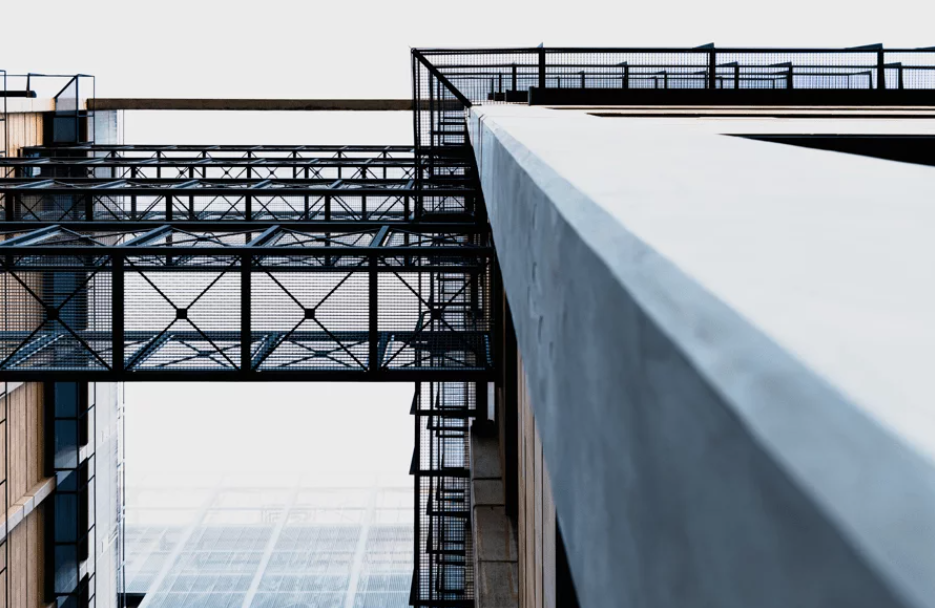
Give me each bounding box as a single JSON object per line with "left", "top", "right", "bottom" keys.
{"left": 707, "top": 50, "right": 716, "bottom": 89}
{"left": 112, "top": 255, "right": 124, "bottom": 373}
{"left": 304, "top": 166, "right": 310, "bottom": 218}
{"left": 538, "top": 47, "right": 546, "bottom": 90}
{"left": 412, "top": 385, "right": 421, "bottom": 607}
{"left": 622, "top": 62, "right": 629, "bottom": 89}
{"left": 877, "top": 50, "right": 886, "bottom": 90}
{"left": 511, "top": 63, "right": 518, "bottom": 91}
{"left": 787, "top": 64, "right": 794, "bottom": 90}
{"left": 241, "top": 252, "right": 251, "bottom": 374}
{"left": 368, "top": 253, "right": 378, "bottom": 375}
{"left": 734, "top": 64, "right": 740, "bottom": 89}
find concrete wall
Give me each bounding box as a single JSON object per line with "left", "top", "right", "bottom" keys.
{"left": 92, "top": 382, "right": 122, "bottom": 607}
{"left": 91, "top": 109, "right": 124, "bottom": 608}
{"left": 469, "top": 105, "right": 935, "bottom": 608}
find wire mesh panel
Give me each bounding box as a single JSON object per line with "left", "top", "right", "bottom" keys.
{"left": 412, "top": 56, "right": 474, "bottom": 205}
{"left": 0, "top": 226, "right": 493, "bottom": 380}
{"left": 252, "top": 264, "right": 370, "bottom": 373}
{"left": 125, "top": 256, "right": 242, "bottom": 372}
{"left": 0, "top": 254, "right": 114, "bottom": 371}
{"left": 412, "top": 382, "right": 475, "bottom": 608}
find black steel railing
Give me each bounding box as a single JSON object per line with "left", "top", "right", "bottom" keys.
{"left": 415, "top": 46, "right": 935, "bottom": 101}
{"left": 411, "top": 45, "right": 935, "bottom": 178}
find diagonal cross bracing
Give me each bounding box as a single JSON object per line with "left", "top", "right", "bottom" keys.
{"left": 0, "top": 142, "right": 494, "bottom": 382}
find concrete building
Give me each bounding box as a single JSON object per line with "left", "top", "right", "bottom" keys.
{"left": 2, "top": 45, "right": 935, "bottom": 608}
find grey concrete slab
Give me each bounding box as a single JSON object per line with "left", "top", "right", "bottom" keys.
{"left": 474, "top": 479, "right": 506, "bottom": 507}
{"left": 476, "top": 561, "right": 520, "bottom": 608}
{"left": 469, "top": 105, "right": 935, "bottom": 608}
{"left": 474, "top": 506, "right": 519, "bottom": 563}
{"left": 472, "top": 428, "right": 505, "bottom": 480}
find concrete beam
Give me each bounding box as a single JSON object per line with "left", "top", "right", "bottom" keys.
{"left": 469, "top": 105, "right": 935, "bottom": 608}
{"left": 88, "top": 98, "right": 415, "bottom": 111}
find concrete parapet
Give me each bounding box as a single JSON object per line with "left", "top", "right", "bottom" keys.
{"left": 468, "top": 104, "right": 935, "bottom": 608}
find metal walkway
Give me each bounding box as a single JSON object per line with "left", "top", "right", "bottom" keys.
{"left": 0, "top": 145, "right": 492, "bottom": 382}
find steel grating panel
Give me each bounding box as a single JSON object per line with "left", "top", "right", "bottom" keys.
{"left": 411, "top": 383, "right": 474, "bottom": 607}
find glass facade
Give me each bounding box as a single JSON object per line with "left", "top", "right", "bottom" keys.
{"left": 126, "top": 474, "right": 412, "bottom": 608}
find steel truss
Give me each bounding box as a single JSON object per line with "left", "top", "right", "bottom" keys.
{"left": 6, "top": 158, "right": 425, "bottom": 181}
{"left": 1, "top": 145, "right": 476, "bottom": 222}
{"left": 0, "top": 178, "right": 474, "bottom": 223}
{"left": 14, "top": 145, "right": 472, "bottom": 181}
{"left": 0, "top": 140, "right": 493, "bottom": 382}
{"left": 0, "top": 223, "right": 491, "bottom": 380}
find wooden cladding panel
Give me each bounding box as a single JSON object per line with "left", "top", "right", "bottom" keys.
{"left": 517, "top": 354, "right": 557, "bottom": 608}
{"left": 5, "top": 383, "right": 44, "bottom": 505}
{"left": 1, "top": 111, "right": 44, "bottom": 163}
{"left": 6, "top": 505, "right": 46, "bottom": 608}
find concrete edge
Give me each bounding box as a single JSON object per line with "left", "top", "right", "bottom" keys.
{"left": 469, "top": 106, "right": 935, "bottom": 608}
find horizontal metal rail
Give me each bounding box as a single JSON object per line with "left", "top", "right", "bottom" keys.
{"left": 26, "top": 144, "right": 417, "bottom": 153}
{"left": 0, "top": 158, "right": 429, "bottom": 168}
{"left": 415, "top": 44, "right": 935, "bottom": 54}
{"left": 0, "top": 220, "right": 488, "bottom": 232}
{"left": 0, "top": 177, "right": 469, "bottom": 193}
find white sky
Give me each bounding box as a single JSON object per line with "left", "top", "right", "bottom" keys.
{"left": 3, "top": 0, "right": 935, "bottom": 98}
{"left": 124, "top": 382, "right": 414, "bottom": 477}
